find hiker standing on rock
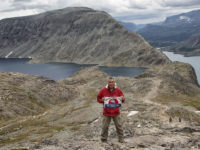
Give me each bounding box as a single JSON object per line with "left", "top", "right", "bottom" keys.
{"left": 97, "top": 77, "right": 125, "bottom": 143}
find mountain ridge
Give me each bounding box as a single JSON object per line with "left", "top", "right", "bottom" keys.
{"left": 138, "top": 9, "right": 200, "bottom": 49}
{"left": 0, "top": 7, "right": 170, "bottom": 67}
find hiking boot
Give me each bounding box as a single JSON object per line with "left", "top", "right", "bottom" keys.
{"left": 101, "top": 139, "right": 107, "bottom": 143}
{"left": 118, "top": 139, "right": 125, "bottom": 143}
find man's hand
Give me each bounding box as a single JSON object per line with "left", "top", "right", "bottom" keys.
{"left": 102, "top": 97, "right": 105, "bottom": 103}
{"left": 120, "top": 96, "right": 125, "bottom": 102}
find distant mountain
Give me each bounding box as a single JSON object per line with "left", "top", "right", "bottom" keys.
{"left": 119, "top": 22, "right": 151, "bottom": 32}
{"left": 164, "top": 33, "right": 200, "bottom": 56}
{"left": 135, "top": 24, "right": 147, "bottom": 30}
{"left": 119, "top": 21, "right": 137, "bottom": 32}
{"left": 0, "top": 7, "right": 170, "bottom": 67}
{"left": 138, "top": 9, "right": 200, "bottom": 47}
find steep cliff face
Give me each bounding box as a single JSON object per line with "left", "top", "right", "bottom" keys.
{"left": 0, "top": 7, "right": 170, "bottom": 66}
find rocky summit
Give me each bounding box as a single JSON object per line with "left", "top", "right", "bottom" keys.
{"left": 0, "top": 7, "right": 169, "bottom": 66}
{"left": 0, "top": 62, "right": 200, "bottom": 150}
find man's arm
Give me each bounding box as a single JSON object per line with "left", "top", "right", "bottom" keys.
{"left": 97, "top": 89, "right": 104, "bottom": 103}
{"left": 118, "top": 89, "right": 125, "bottom": 103}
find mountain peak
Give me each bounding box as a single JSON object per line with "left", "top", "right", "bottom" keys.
{"left": 138, "top": 9, "right": 200, "bottom": 48}
{"left": 0, "top": 7, "right": 170, "bottom": 66}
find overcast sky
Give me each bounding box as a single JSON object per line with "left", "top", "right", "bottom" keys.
{"left": 1, "top": 0, "right": 200, "bottom": 24}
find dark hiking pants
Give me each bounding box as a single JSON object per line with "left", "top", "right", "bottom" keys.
{"left": 101, "top": 115, "right": 124, "bottom": 141}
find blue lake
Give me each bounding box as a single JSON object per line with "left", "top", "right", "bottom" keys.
{"left": 0, "top": 58, "right": 145, "bottom": 80}
{"left": 163, "top": 51, "right": 200, "bottom": 84}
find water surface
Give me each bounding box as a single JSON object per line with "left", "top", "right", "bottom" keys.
{"left": 0, "top": 58, "right": 93, "bottom": 80}
{"left": 0, "top": 58, "right": 145, "bottom": 80}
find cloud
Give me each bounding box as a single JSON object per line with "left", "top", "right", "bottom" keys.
{"left": 0, "top": 0, "right": 51, "bottom": 19}
{"left": 0, "top": 0, "right": 200, "bottom": 23}
{"left": 11, "top": 0, "right": 51, "bottom": 11}
{"left": 160, "top": 0, "right": 200, "bottom": 7}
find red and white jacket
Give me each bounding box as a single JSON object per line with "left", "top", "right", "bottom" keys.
{"left": 97, "top": 85, "right": 125, "bottom": 116}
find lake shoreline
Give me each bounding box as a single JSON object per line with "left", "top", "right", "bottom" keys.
{"left": 163, "top": 51, "right": 200, "bottom": 85}
{"left": 0, "top": 58, "right": 146, "bottom": 81}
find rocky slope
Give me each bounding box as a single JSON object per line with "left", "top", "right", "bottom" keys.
{"left": 0, "top": 72, "right": 77, "bottom": 120}
{"left": 163, "top": 34, "right": 200, "bottom": 56}
{"left": 1, "top": 62, "right": 200, "bottom": 150}
{"left": 0, "top": 7, "right": 169, "bottom": 66}
{"left": 138, "top": 9, "right": 200, "bottom": 48}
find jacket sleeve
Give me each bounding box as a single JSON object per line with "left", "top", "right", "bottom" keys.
{"left": 118, "top": 89, "right": 125, "bottom": 103}
{"left": 97, "top": 89, "right": 104, "bottom": 103}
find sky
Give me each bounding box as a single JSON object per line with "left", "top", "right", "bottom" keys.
{"left": 1, "top": 0, "right": 200, "bottom": 24}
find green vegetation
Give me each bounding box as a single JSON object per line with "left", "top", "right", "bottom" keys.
{"left": 185, "top": 101, "right": 200, "bottom": 110}
{"left": 54, "top": 126, "right": 64, "bottom": 132}
{"left": 28, "top": 92, "right": 47, "bottom": 108}
{"left": 84, "top": 88, "right": 97, "bottom": 100}
{"left": 10, "top": 148, "right": 29, "bottom": 150}
{"left": 156, "top": 94, "right": 200, "bottom": 110}
{"left": 71, "top": 88, "right": 97, "bottom": 113}
{"left": 0, "top": 116, "right": 64, "bottom": 147}
{"left": 166, "top": 107, "right": 200, "bottom": 124}
{"left": 156, "top": 94, "right": 200, "bottom": 123}
{"left": 10, "top": 148, "right": 28, "bottom": 150}
{"left": 12, "top": 87, "right": 25, "bottom": 93}
{"left": 0, "top": 131, "right": 30, "bottom": 147}
{"left": 70, "top": 125, "right": 81, "bottom": 131}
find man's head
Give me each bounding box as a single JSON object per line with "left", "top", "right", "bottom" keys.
{"left": 108, "top": 77, "right": 115, "bottom": 90}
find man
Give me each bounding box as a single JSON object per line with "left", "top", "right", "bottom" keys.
{"left": 97, "top": 77, "right": 125, "bottom": 143}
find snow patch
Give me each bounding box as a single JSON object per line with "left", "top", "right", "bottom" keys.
{"left": 5, "top": 51, "right": 13, "bottom": 58}
{"left": 127, "top": 111, "right": 139, "bottom": 117}
{"left": 93, "top": 119, "right": 98, "bottom": 123}
{"left": 195, "top": 111, "right": 200, "bottom": 114}
{"left": 179, "top": 16, "right": 191, "bottom": 23}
